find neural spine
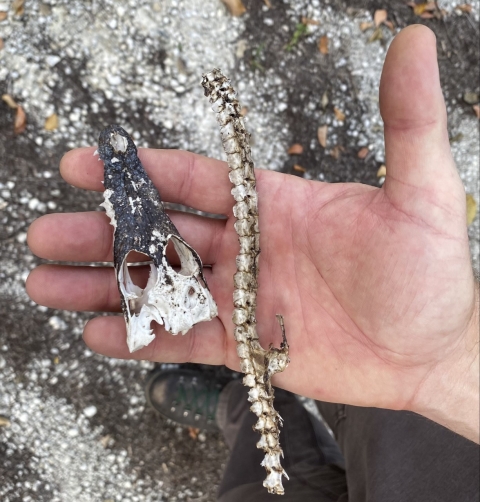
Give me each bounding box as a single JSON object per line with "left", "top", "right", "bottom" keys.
{"left": 202, "top": 69, "right": 290, "bottom": 495}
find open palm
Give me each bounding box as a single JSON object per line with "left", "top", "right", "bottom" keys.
{"left": 27, "top": 26, "right": 476, "bottom": 417}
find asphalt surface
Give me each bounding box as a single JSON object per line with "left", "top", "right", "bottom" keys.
{"left": 0, "top": 1, "right": 479, "bottom": 501}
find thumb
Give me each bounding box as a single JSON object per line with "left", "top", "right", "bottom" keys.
{"left": 380, "top": 25, "right": 465, "bottom": 230}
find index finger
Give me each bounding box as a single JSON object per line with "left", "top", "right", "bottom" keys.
{"left": 60, "top": 147, "right": 234, "bottom": 215}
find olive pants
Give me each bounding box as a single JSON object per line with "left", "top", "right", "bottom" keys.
{"left": 216, "top": 381, "right": 479, "bottom": 502}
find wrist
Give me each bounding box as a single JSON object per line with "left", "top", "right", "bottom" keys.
{"left": 410, "top": 284, "right": 479, "bottom": 443}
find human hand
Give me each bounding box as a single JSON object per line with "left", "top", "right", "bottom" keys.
{"left": 27, "top": 26, "right": 478, "bottom": 441}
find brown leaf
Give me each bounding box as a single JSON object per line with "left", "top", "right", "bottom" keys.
{"left": 384, "top": 20, "right": 395, "bottom": 31}
{"left": 357, "top": 147, "right": 369, "bottom": 159}
{"left": 188, "top": 427, "right": 200, "bottom": 440}
{"left": 318, "top": 35, "right": 328, "bottom": 55}
{"left": 293, "top": 164, "right": 306, "bottom": 173}
{"left": 0, "top": 416, "right": 11, "bottom": 427}
{"left": 221, "top": 0, "right": 246, "bottom": 16}
{"left": 360, "top": 21, "right": 373, "bottom": 31}
{"left": 0, "top": 38, "right": 3, "bottom": 50}
{"left": 368, "top": 27, "right": 383, "bottom": 43}
{"left": 2, "top": 94, "right": 18, "bottom": 109}
{"left": 240, "top": 106, "right": 248, "bottom": 117}
{"left": 12, "top": 0, "right": 25, "bottom": 15}
{"left": 301, "top": 16, "right": 320, "bottom": 25}
{"left": 288, "top": 143, "right": 303, "bottom": 155}
{"left": 374, "top": 9, "right": 387, "bottom": 27}
{"left": 263, "top": 0, "right": 272, "bottom": 7}
{"left": 333, "top": 107, "right": 345, "bottom": 122}
{"left": 100, "top": 434, "right": 113, "bottom": 448}
{"left": 14, "top": 105, "right": 26, "bottom": 134}
{"left": 0, "top": 11, "right": 7, "bottom": 21}
{"left": 44, "top": 113, "right": 58, "bottom": 131}
{"left": 410, "top": 2, "right": 436, "bottom": 15}
{"left": 321, "top": 91, "right": 329, "bottom": 109}
{"left": 466, "top": 194, "right": 477, "bottom": 225}
{"left": 449, "top": 132, "right": 463, "bottom": 144}
{"left": 330, "top": 145, "right": 344, "bottom": 159}
{"left": 456, "top": 4, "right": 473, "bottom": 13}
{"left": 473, "top": 104, "right": 480, "bottom": 119}
{"left": 377, "top": 165, "right": 387, "bottom": 177}
{"left": 317, "top": 125, "right": 327, "bottom": 148}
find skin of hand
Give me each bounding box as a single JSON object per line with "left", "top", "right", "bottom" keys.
{"left": 26, "top": 25, "right": 479, "bottom": 442}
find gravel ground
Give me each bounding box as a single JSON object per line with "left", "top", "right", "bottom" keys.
{"left": 0, "top": 0, "right": 479, "bottom": 500}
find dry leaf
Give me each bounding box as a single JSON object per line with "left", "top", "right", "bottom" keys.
{"left": 360, "top": 21, "right": 373, "bottom": 31}
{"left": 473, "top": 104, "right": 480, "bottom": 119}
{"left": 374, "top": 9, "right": 387, "bottom": 27}
{"left": 288, "top": 143, "right": 304, "bottom": 155}
{"left": 463, "top": 91, "right": 478, "bottom": 105}
{"left": 449, "top": 132, "right": 463, "bottom": 143}
{"left": 456, "top": 4, "right": 473, "bottom": 13}
{"left": 2, "top": 94, "right": 18, "bottom": 109}
{"left": 317, "top": 125, "right": 327, "bottom": 148}
{"left": 188, "top": 427, "right": 200, "bottom": 440}
{"left": 263, "top": 0, "right": 272, "bottom": 7}
{"left": 293, "top": 164, "right": 306, "bottom": 173}
{"left": 221, "top": 0, "right": 246, "bottom": 16}
{"left": 301, "top": 16, "right": 320, "bottom": 25}
{"left": 466, "top": 194, "right": 477, "bottom": 225}
{"left": 0, "top": 11, "right": 7, "bottom": 21}
{"left": 240, "top": 106, "right": 248, "bottom": 117}
{"left": 377, "top": 165, "right": 387, "bottom": 177}
{"left": 0, "top": 416, "right": 11, "bottom": 427}
{"left": 409, "top": 2, "right": 436, "bottom": 15}
{"left": 0, "top": 38, "right": 4, "bottom": 50}
{"left": 12, "top": 0, "right": 24, "bottom": 15}
{"left": 45, "top": 113, "right": 58, "bottom": 131}
{"left": 14, "top": 105, "right": 26, "bottom": 134}
{"left": 333, "top": 107, "right": 345, "bottom": 122}
{"left": 368, "top": 27, "right": 383, "bottom": 42}
{"left": 384, "top": 20, "right": 395, "bottom": 31}
{"left": 330, "top": 145, "right": 344, "bottom": 159}
{"left": 357, "top": 147, "right": 369, "bottom": 159}
{"left": 321, "top": 91, "right": 329, "bottom": 109}
{"left": 318, "top": 35, "right": 328, "bottom": 55}
{"left": 100, "top": 434, "right": 113, "bottom": 448}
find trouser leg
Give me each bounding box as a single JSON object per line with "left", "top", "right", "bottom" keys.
{"left": 316, "top": 402, "right": 480, "bottom": 502}
{"left": 216, "top": 381, "right": 347, "bottom": 502}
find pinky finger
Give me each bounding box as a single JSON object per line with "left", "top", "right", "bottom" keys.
{"left": 83, "top": 315, "right": 233, "bottom": 367}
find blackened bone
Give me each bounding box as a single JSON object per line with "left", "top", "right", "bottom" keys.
{"left": 98, "top": 125, "right": 217, "bottom": 352}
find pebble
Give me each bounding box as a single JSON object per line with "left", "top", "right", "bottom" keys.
{"left": 16, "top": 232, "right": 27, "bottom": 244}
{"left": 46, "top": 55, "right": 61, "bottom": 67}
{"left": 83, "top": 405, "right": 98, "bottom": 418}
{"left": 48, "top": 316, "right": 67, "bottom": 331}
{"left": 27, "top": 198, "right": 40, "bottom": 210}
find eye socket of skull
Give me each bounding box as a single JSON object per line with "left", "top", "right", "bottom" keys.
{"left": 118, "top": 255, "right": 157, "bottom": 316}
{"left": 166, "top": 235, "right": 200, "bottom": 277}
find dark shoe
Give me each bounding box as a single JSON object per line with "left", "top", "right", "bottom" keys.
{"left": 145, "top": 364, "right": 238, "bottom": 432}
